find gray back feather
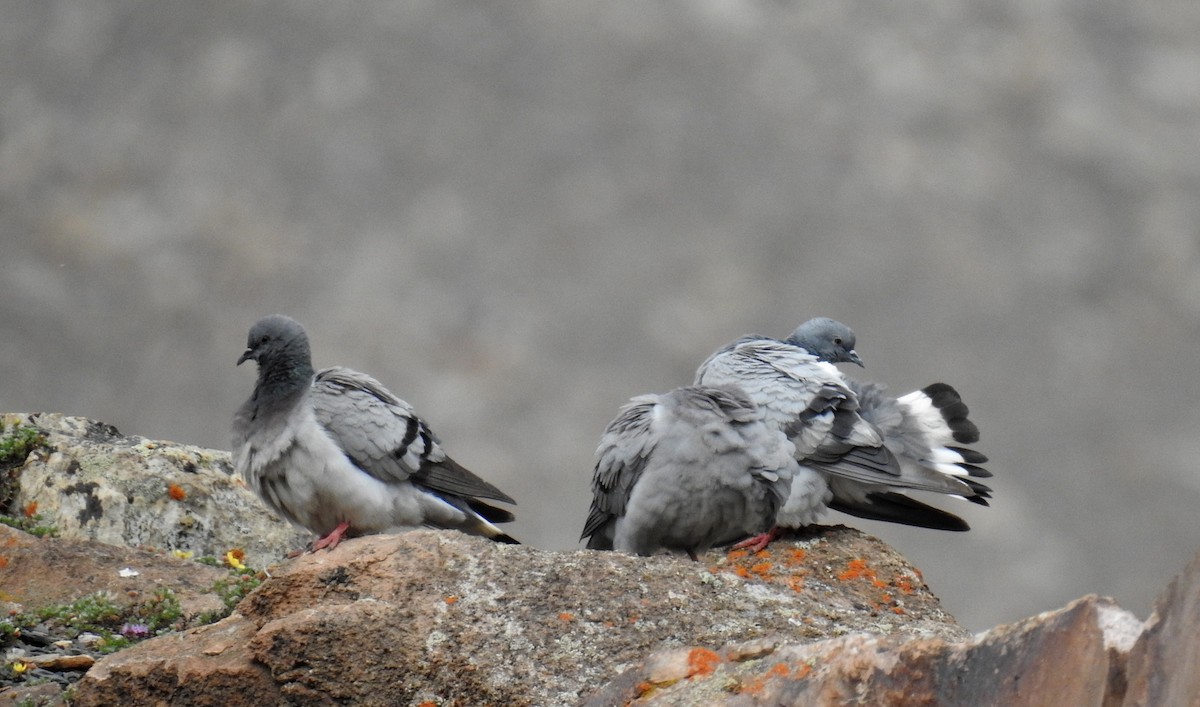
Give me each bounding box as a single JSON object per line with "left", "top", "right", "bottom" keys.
{"left": 311, "top": 366, "right": 515, "bottom": 504}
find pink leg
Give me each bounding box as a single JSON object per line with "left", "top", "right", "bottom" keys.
{"left": 310, "top": 520, "right": 351, "bottom": 552}
{"left": 732, "top": 526, "right": 782, "bottom": 553}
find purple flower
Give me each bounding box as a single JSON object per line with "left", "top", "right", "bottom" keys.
{"left": 120, "top": 623, "right": 150, "bottom": 639}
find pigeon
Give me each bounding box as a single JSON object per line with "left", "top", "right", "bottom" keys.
{"left": 580, "top": 385, "right": 796, "bottom": 560}
{"left": 695, "top": 320, "right": 989, "bottom": 549}
{"left": 232, "top": 314, "right": 518, "bottom": 551}
{"left": 786, "top": 318, "right": 991, "bottom": 527}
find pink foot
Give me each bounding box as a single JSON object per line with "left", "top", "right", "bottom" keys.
{"left": 733, "top": 526, "right": 782, "bottom": 554}
{"left": 310, "top": 521, "right": 351, "bottom": 552}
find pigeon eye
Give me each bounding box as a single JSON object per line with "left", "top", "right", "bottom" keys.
{"left": 833, "top": 337, "right": 843, "bottom": 345}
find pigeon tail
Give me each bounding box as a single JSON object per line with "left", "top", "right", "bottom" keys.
{"left": 829, "top": 491, "right": 971, "bottom": 531}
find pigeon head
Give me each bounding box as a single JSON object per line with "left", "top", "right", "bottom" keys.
{"left": 785, "top": 317, "right": 863, "bottom": 367}
{"left": 238, "top": 315, "right": 313, "bottom": 371}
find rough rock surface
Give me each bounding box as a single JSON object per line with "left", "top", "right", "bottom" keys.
{"left": 588, "top": 594, "right": 1142, "bottom": 706}
{"left": 4, "top": 413, "right": 309, "bottom": 567}
{"left": 71, "top": 527, "right": 965, "bottom": 706}
{"left": 585, "top": 548, "right": 1200, "bottom": 706}
{"left": 1122, "top": 548, "right": 1200, "bottom": 707}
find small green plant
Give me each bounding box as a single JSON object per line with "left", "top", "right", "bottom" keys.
{"left": 32, "top": 591, "right": 123, "bottom": 634}
{"left": 0, "top": 421, "right": 49, "bottom": 529}
{"left": 199, "top": 566, "right": 262, "bottom": 625}
{"left": 138, "top": 588, "right": 183, "bottom": 631}
{"left": 0, "top": 422, "right": 44, "bottom": 468}
{"left": 0, "top": 617, "right": 18, "bottom": 641}
{"left": 0, "top": 514, "right": 58, "bottom": 538}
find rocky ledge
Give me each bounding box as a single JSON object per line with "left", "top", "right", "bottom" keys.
{"left": 0, "top": 414, "right": 1198, "bottom": 705}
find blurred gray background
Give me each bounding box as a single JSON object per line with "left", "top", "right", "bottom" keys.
{"left": 4, "top": 1, "right": 1200, "bottom": 632}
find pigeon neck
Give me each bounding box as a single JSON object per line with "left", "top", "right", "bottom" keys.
{"left": 784, "top": 337, "right": 817, "bottom": 357}
{"left": 255, "top": 354, "right": 315, "bottom": 401}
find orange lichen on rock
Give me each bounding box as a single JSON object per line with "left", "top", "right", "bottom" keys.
{"left": 749, "top": 562, "right": 773, "bottom": 578}
{"left": 786, "top": 576, "right": 805, "bottom": 593}
{"left": 444, "top": 595, "right": 458, "bottom": 605}
{"left": 838, "top": 558, "right": 887, "bottom": 587}
{"left": 895, "top": 576, "right": 916, "bottom": 594}
{"left": 726, "top": 548, "right": 749, "bottom": 561}
{"left": 558, "top": 612, "right": 574, "bottom": 622}
{"left": 784, "top": 548, "right": 806, "bottom": 566}
{"left": 0, "top": 556, "right": 8, "bottom": 569}
{"left": 738, "top": 661, "right": 793, "bottom": 695}
{"left": 167, "top": 483, "right": 187, "bottom": 501}
{"left": 22, "top": 501, "right": 37, "bottom": 518}
{"left": 686, "top": 648, "right": 722, "bottom": 677}
{"left": 838, "top": 558, "right": 869, "bottom": 581}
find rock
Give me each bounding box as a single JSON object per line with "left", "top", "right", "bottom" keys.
{"left": 590, "top": 594, "right": 1138, "bottom": 706}
{"left": 0, "top": 681, "right": 65, "bottom": 706}
{"left": 23, "top": 654, "right": 96, "bottom": 671}
{"left": 589, "top": 552, "right": 1200, "bottom": 707}
{"left": 1122, "top": 548, "right": 1200, "bottom": 706}
{"left": 3, "top": 413, "right": 309, "bottom": 567}
{"left": 71, "top": 527, "right": 966, "bottom": 706}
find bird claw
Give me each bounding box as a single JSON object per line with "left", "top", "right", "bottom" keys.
{"left": 732, "top": 527, "right": 781, "bottom": 554}
{"left": 309, "top": 521, "right": 351, "bottom": 552}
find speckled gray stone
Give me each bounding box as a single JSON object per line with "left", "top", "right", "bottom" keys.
{"left": 6, "top": 413, "right": 309, "bottom": 568}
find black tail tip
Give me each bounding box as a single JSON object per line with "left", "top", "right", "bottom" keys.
{"left": 921, "top": 382, "right": 962, "bottom": 407}
{"left": 921, "top": 383, "right": 982, "bottom": 444}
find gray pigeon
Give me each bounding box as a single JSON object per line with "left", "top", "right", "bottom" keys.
{"left": 580, "top": 385, "right": 796, "bottom": 560}
{"left": 232, "top": 314, "right": 517, "bottom": 551}
{"left": 786, "top": 318, "right": 991, "bottom": 526}
{"left": 695, "top": 324, "right": 986, "bottom": 547}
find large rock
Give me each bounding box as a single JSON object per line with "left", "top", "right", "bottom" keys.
{"left": 1122, "top": 548, "right": 1200, "bottom": 706}
{"left": 589, "top": 594, "right": 1142, "bottom": 706}
{"left": 71, "top": 527, "right": 965, "bottom": 706}
{"left": 4, "top": 413, "right": 309, "bottom": 567}
{"left": 587, "top": 547, "right": 1200, "bottom": 706}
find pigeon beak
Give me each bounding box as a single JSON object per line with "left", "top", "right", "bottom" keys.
{"left": 237, "top": 349, "right": 254, "bottom": 366}
{"left": 848, "top": 350, "right": 864, "bottom": 367}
